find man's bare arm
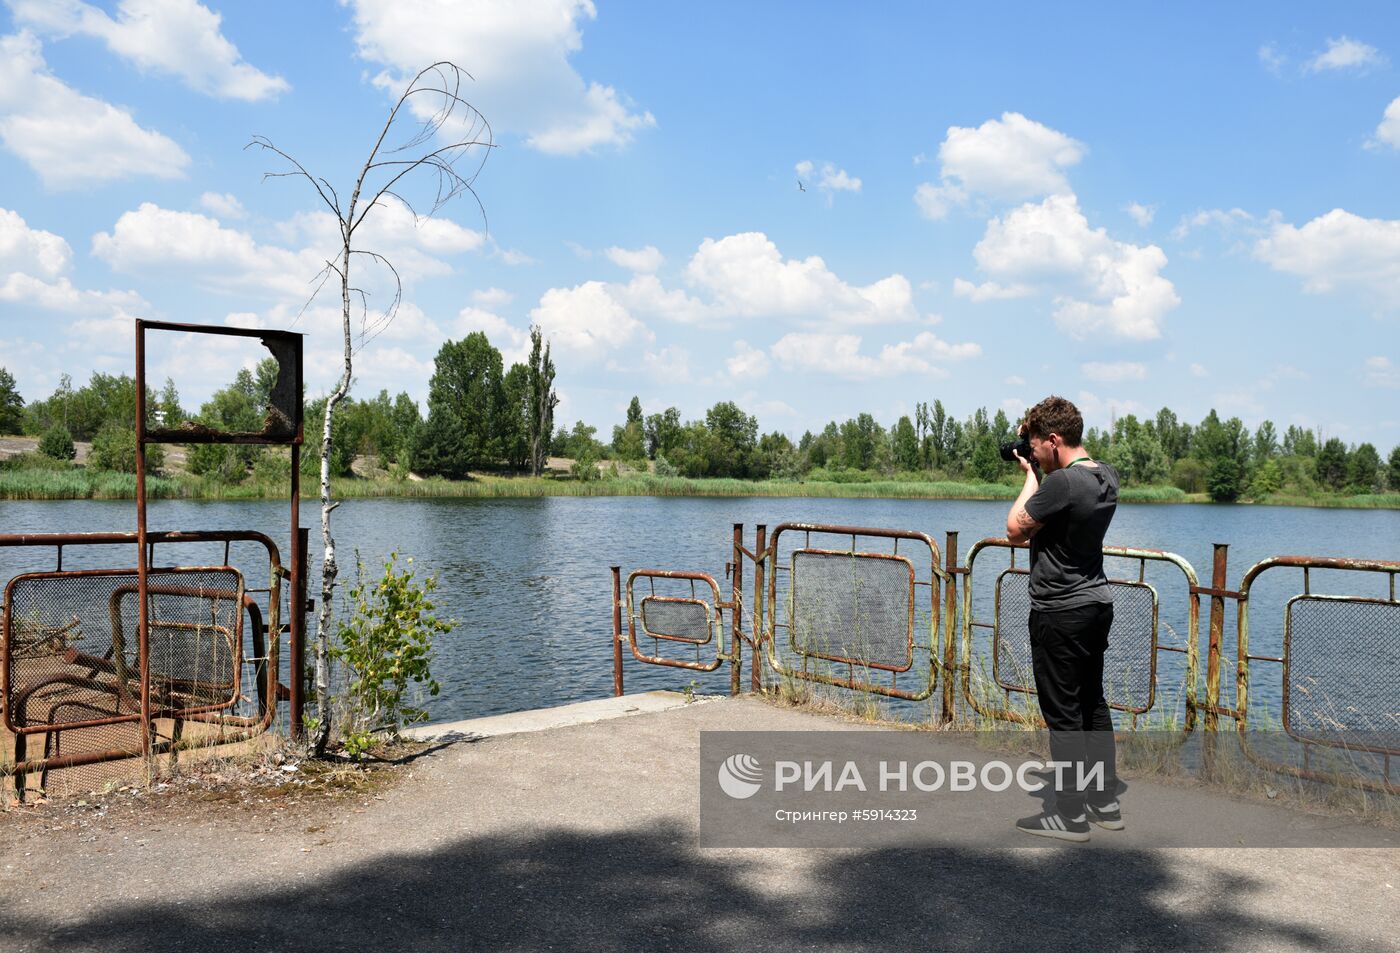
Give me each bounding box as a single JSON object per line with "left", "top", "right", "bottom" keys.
{"left": 1005, "top": 450, "right": 1043, "bottom": 544}
{"left": 1006, "top": 503, "right": 1043, "bottom": 544}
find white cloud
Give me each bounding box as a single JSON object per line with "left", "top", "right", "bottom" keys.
{"left": 95, "top": 198, "right": 482, "bottom": 300}
{"left": 1254, "top": 208, "right": 1400, "bottom": 306}
{"left": 914, "top": 182, "right": 966, "bottom": 221}
{"left": 0, "top": 206, "right": 71, "bottom": 278}
{"left": 1371, "top": 96, "right": 1400, "bottom": 150}
{"left": 1081, "top": 361, "right": 1147, "bottom": 383}
{"left": 753, "top": 399, "right": 797, "bottom": 419}
{"left": 0, "top": 272, "right": 146, "bottom": 314}
{"left": 1306, "top": 36, "right": 1385, "bottom": 73}
{"left": 0, "top": 206, "right": 148, "bottom": 315}
{"left": 93, "top": 202, "right": 324, "bottom": 296}
{"left": 344, "top": 0, "right": 654, "bottom": 155}
{"left": 495, "top": 246, "right": 536, "bottom": 266}
{"left": 199, "top": 192, "right": 245, "bottom": 219}
{"left": 604, "top": 245, "right": 664, "bottom": 273}
{"left": 281, "top": 198, "right": 484, "bottom": 259}
{"left": 920, "top": 112, "right": 1085, "bottom": 207}
{"left": 1074, "top": 390, "right": 1147, "bottom": 427}
{"left": 959, "top": 193, "right": 1179, "bottom": 339}
{"left": 528, "top": 280, "right": 651, "bottom": 362}
{"left": 685, "top": 231, "right": 916, "bottom": 326}
{"left": 1258, "top": 43, "right": 1287, "bottom": 75}
{"left": 1004, "top": 375, "right": 1026, "bottom": 387}
{"left": 770, "top": 331, "right": 978, "bottom": 381}
{"left": 454, "top": 305, "right": 528, "bottom": 366}
{"left": 1124, "top": 202, "right": 1156, "bottom": 227}
{"left": 0, "top": 31, "right": 189, "bottom": 188}
{"left": 725, "top": 340, "right": 770, "bottom": 379}
{"left": 795, "top": 159, "right": 861, "bottom": 200}
{"left": 11, "top": 0, "right": 288, "bottom": 100}
{"left": 1364, "top": 356, "right": 1400, "bottom": 389}
{"left": 472, "top": 287, "right": 514, "bottom": 308}
{"left": 1170, "top": 207, "right": 1258, "bottom": 240}
{"left": 1189, "top": 363, "right": 1208, "bottom": 378}
{"left": 639, "top": 346, "right": 690, "bottom": 383}
{"left": 951, "top": 277, "right": 1033, "bottom": 302}
{"left": 612, "top": 273, "right": 717, "bottom": 326}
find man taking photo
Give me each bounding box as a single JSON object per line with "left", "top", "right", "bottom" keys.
{"left": 1005, "top": 395, "right": 1121, "bottom": 842}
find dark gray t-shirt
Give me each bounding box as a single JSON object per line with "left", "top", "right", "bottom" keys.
{"left": 1024, "top": 462, "right": 1119, "bottom": 611}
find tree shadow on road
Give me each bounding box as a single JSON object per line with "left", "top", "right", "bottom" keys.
{"left": 2, "top": 822, "right": 1360, "bottom": 953}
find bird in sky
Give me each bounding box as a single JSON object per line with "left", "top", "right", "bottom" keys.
{"left": 797, "top": 179, "right": 806, "bottom": 192}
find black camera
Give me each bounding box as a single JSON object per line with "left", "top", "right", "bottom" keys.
{"left": 999, "top": 435, "right": 1032, "bottom": 463}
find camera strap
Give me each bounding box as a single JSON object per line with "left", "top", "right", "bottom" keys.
{"left": 1065, "top": 456, "right": 1093, "bottom": 468}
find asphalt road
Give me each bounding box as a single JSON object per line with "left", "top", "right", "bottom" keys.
{"left": 3, "top": 696, "right": 1398, "bottom": 952}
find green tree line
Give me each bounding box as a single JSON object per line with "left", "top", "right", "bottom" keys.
{"left": 4, "top": 348, "right": 1399, "bottom": 502}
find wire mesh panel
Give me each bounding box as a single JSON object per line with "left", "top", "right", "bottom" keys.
{"left": 1285, "top": 596, "right": 1400, "bottom": 746}
{"left": 5, "top": 568, "right": 244, "bottom": 725}
{"left": 640, "top": 596, "right": 713, "bottom": 645}
{"left": 764, "top": 524, "right": 947, "bottom": 702}
{"left": 991, "top": 569, "right": 1158, "bottom": 714}
{"left": 626, "top": 571, "right": 728, "bottom": 672}
{"left": 1232, "top": 559, "right": 1400, "bottom": 794}
{"left": 963, "top": 540, "right": 1197, "bottom": 727}
{"left": 790, "top": 550, "right": 914, "bottom": 672}
{"left": 3, "top": 566, "right": 249, "bottom": 799}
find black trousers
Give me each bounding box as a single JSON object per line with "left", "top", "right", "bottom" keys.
{"left": 1029, "top": 602, "right": 1117, "bottom": 815}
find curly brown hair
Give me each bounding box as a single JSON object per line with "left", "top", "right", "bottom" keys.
{"left": 1022, "top": 395, "right": 1084, "bottom": 445}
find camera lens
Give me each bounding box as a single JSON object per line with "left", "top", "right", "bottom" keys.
{"left": 999, "top": 436, "right": 1032, "bottom": 463}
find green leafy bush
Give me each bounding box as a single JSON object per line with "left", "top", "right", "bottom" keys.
{"left": 333, "top": 553, "right": 454, "bottom": 745}
{"left": 88, "top": 422, "right": 164, "bottom": 474}
{"left": 38, "top": 426, "right": 76, "bottom": 461}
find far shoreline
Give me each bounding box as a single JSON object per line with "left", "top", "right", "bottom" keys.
{"left": 4, "top": 469, "right": 1399, "bottom": 511}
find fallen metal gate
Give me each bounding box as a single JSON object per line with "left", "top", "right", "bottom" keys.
{"left": 1, "top": 530, "right": 297, "bottom": 799}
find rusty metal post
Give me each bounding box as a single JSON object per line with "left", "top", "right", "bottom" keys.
{"left": 134, "top": 321, "right": 152, "bottom": 763}
{"left": 730, "top": 523, "right": 743, "bottom": 696}
{"left": 611, "top": 566, "right": 624, "bottom": 696}
{"left": 1205, "top": 543, "right": 1228, "bottom": 733}
{"left": 942, "top": 531, "right": 959, "bottom": 724}
{"left": 753, "top": 524, "right": 767, "bottom": 693}
{"left": 290, "top": 523, "right": 309, "bottom": 739}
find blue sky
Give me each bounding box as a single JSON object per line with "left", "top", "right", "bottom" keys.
{"left": 1, "top": 1, "right": 1398, "bottom": 447}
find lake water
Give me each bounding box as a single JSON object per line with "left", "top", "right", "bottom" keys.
{"left": 3, "top": 496, "right": 1399, "bottom": 729}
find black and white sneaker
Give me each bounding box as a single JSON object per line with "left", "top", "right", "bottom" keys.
{"left": 1085, "top": 800, "right": 1124, "bottom": 830}
{"left": 1015, "top": 810, "right": 1090, "bottom": 842}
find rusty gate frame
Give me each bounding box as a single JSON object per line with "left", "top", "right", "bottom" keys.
{"left": 610, "top": 567, "right": 742, "bottom": 695}
{"left": 1232, "top": 554, "right": 1400, "bottom": 794}
{"left": 761, "top": 523, "right": 955, "bottom": 703}
{"left": 134, "top": 319, "right": 306, "bottom": 738}
{"left": 0, "top": 529, "right": 297, "bottom": 797}
{"left": 960, "top": 538, "right": 1200, "bottom": 729}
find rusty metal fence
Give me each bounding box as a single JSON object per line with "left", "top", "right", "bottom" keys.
{"left": 959, "top": 539, "right": 1199, "bottom": 730}
{"left": 761, "top": 523, "right": 953, "bottom": 702}
{"left": 0, "top": 319, "right": 308, "bottom": 803}
{"left": 1227, "top": 554, "right": 1400, "bottom": 794}
{"left": 611, "top": 523, "right": 1395, "bottom": 794}
{"left": 1, "top": 530, "right": 300, "bottom": 800}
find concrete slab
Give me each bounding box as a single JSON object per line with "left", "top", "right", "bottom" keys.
{"left": 402, "top": 689, "right": 707, "bottom": 741}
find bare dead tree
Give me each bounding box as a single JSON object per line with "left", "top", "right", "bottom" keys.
{"left": 250, "top": 62, "right": 492, "bottom": 756}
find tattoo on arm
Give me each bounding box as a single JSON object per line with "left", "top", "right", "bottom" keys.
{"left": 1012, "top": 507, "right": 1041, "bottom": 538}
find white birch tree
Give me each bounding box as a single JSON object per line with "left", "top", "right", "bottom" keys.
{"left": 251, "top": 62, "right": 492, "bottom": 755}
